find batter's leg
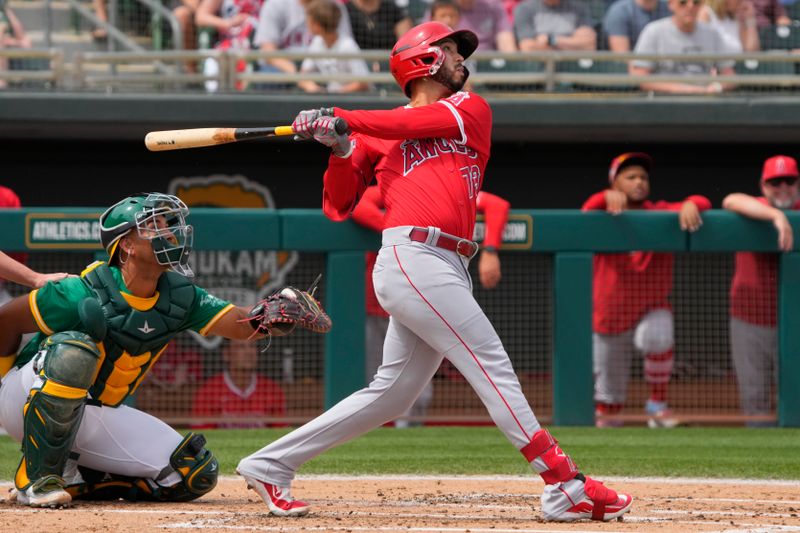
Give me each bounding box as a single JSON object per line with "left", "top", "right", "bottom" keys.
{"left": 376, "top": 239, "right": 632, "bottom": 522}
{"left": 237, "top": 317, "right": 443, "bottom": 498}
{"left": 365, "top": 314, "right": 390, "bottom": 383}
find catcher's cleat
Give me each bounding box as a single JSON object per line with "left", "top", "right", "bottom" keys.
{"left": 238, "top": 471, "right": 309, "bottom": 517}
{"left": 541, "top": 474, "right": 632, "bottom": 522}
{"left": 13, "top": 475, "right": 72, "bottom": 508}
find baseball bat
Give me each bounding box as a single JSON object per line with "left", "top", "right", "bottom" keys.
{"left": 144, "top": 118, "right": 349, "bottom": 152}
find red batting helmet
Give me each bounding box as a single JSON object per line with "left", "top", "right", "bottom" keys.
{"left": 390, "top": 21, "right": 478, "bottom": 97}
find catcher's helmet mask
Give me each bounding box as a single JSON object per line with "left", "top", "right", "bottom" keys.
{"left": 99, "top": 193, "right": 194, "bottom": 277}
{"left": 390, "top": 22, "right": 478, "bottom": 97}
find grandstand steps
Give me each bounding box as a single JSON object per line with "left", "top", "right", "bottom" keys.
{"left": 11, "top": 0, "right": 87, "bottom": 34}
{"left": 12, "top": 0, "right": 154, "bottom": 59}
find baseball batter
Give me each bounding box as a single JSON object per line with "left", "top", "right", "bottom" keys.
{"left": 237, "top": 21, "right": 632, "bottom": 522}
{"left": 583, "top": 152, "right": 711, "bottom": 427}
{"left": 722, "top": 155, "right": 800, "bottom": 426}
{"left": 352, "top": 185, "right": 511, "bottom": 427}
{"left": 0, "top": 193, "right": 327, "bottom": 508}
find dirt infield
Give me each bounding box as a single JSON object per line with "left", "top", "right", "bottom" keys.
{"left": 2, "top": 476, "right": 799, "bottom": 532}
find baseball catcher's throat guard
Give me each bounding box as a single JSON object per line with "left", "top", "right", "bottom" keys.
{"left": 243, "top": 274, "right": 333, "bottom": 340}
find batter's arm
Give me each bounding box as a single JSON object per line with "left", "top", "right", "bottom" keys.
{"left": 351, "top": 185, "right": 385, "bottom": 233}
{"left": 323, "top": 138, "right": 376, "bottom": 221}
{"left": 334, "top": 94, "right": 490, "bottom": 143}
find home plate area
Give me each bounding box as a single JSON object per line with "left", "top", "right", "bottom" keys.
{"left": 2, "top": 476, "right": 800, "bottom": 532}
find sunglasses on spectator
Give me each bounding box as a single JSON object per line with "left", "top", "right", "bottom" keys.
{"left": 765, "top": 176, "right": 800, "bottom": 186}
{"left": 677, "top": 0, "right": 703, "bottom": 6}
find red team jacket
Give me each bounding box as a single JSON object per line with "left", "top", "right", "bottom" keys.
{"left": 324, "top": 92, "right": 492, "bottom": 240}
{"left": 352, "top": 185, "right": 510, "bottom": 317}
{"left": 582, "top": 191, "right": 712, "bottom": 334}
{"left": 191, "top": 373, "right": 287, "bottom": 428}
{"left": 730, "top": 196, "right": 800, "bottom": 327}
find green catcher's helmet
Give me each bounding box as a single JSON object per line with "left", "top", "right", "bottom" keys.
{"left": 99, "top": 193, "right": 194, "bottom": 277}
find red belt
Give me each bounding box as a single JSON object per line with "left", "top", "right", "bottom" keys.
{"left": 409, "top": 228, "right": 479, "bottom": 259}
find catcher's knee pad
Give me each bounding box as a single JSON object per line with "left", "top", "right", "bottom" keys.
{"left": 69, "top": 434, "right": 219, "bottom": 503}
{"left": 633, "top": 309, "right": 673, "bottom": 354}
{"left": 160, "top": 432, "right": 219, "bottom": 501}
{"left": 16, "top": 332, "right": 101, "bottom": 491}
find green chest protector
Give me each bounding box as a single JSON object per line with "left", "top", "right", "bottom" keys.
{"left": 83, "top": 263, "right": 196, "bottom": 406}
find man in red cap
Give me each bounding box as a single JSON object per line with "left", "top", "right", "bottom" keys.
{"left": 236, "top": 21, "right": 633, "bottom": 522}
{"left": 722, "top": 155, "right": 799, "bottom": 427}
{"left": 583, "top": 152, "right": 711, "bottom": 428}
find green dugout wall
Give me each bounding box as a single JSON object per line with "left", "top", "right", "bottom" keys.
{"left": 2, "top": 208, "right": 798, "bottom": 427}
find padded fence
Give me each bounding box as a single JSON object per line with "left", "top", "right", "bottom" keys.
{"left": 1, "top": 209, "right": 798, "bottom": 429}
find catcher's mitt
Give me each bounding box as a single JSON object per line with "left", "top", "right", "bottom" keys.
{"left": 247, "top": 275, "right": 332, "bottom": 336}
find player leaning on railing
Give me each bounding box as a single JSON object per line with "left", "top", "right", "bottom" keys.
{"left": 0, "top": 193, "right": 330, "bottom": 508}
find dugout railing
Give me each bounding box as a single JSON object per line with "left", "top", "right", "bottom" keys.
{"left": 1, "top": 208, "right": 798, "bottom": 428}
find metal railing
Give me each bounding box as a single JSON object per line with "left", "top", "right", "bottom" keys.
{"left": 2, "top": 49, "right": 799, "bottom": 94}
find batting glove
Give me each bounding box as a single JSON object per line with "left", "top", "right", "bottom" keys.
{"left": 312, "top": 116, "right": 352, "bottom": 158}
{"left": 292, "top": 107, "right": 333, "bottom": 140}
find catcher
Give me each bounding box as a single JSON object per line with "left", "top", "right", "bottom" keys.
{"left": 0, "top": 192, "right": 330, "bottom": 508}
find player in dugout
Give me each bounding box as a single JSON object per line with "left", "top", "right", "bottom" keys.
{"left": 0, "top": 192, "right": 330, "bottom": 508}
{"left": 235, "top": 21, "right": 634, "bottom": 522}
{"left": 583, "top": 152, "right": 711, "bottom": 428}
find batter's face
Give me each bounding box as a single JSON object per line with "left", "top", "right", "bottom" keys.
{"left": 761, "top": 177, "right": 800, "bottom": 209}
{"left": 431, "top": 38, "right": 468, "bottom": 94}
{"left": 613, "top": 165, "right": 650, "bottom": 203}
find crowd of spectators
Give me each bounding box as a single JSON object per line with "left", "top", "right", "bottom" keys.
{"left": 1, "top": 0, "right": 799, "bottom": 91}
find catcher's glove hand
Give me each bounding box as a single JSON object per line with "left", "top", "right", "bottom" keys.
{"left": 247, "top": 275, "right": 332, "bottom": 336}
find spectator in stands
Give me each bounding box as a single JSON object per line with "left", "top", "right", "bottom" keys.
{"left": 514, "top": 0, "right": 596, "bottom": 51}
{"left": 698, "top": 0, "right": 760, "bottom": 51}
{"left": 192, "top": 338, "right": 287, "bottom": 428}
{"left": 751, "top": 0, "right": 790, "bottom": 29}
{"left": 722, "top": 155, "right": 799, "bottom": 427}
{"left": 631, "top": 0, "right": 736, "bottom": 94}
{"left": 351, "top": 185, "right": 510, "bottom": 428}
{"left": 253, "top": 0, "right": 352, "bottom": 76}
{"left": 583, "top": 152, "right": 710, "bottom": 428}
{"left": 603, "top": 0, "right": 671, "bottom": 52}
{"left": 346, "top": 0, "right": 412, "bottom": 51}
{"left": 171, "top": 0, "right": 201, "bottom": 63}
{"left": 196, "top": 0, "right": 263, "bottom": 91}
{"left": 91, "top": 0, "right": 199, "bottom": 54}
{"left": 435, "top": 0, "right": 517, "bottom": 52}
{"left": 299, "top": 0, "right": 370, "bottom": 93}
{"left": 0, "top": 0, "right": 32, "bottom": 89}
{"left": 430, "top": 0, "right": 462, "bottom": 28}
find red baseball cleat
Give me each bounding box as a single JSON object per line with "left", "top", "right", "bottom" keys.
{"left": 542, "top": 475, "right": 633, "bottom": 522}
{"left": 239, "top": 472, "right": 310, "bottom": 517}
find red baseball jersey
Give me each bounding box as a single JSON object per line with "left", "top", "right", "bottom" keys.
{"left": 352, "top": 186, "right": 509, "bottom": 317}
{"left": 730, "top": 196, "right": 800, "bottom": 327}
{"left": 582, "top": 191, "right": 712, "bottom": 334}
{"left": 0, "top": 186, "right": 26, "bottom": 278}
{"left": 326, "top": 91, "right": 492, "bottom": 241}
{"left": 191, "top": 373, "right": 287, "bottom": 428}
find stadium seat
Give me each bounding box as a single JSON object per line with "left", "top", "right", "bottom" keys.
{"left": 759, "top": 23, "right": 800, "bottom": 50}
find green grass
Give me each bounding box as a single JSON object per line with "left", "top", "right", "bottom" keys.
{"left": 2, "top": 427, "right": 799, "bottom": 482}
